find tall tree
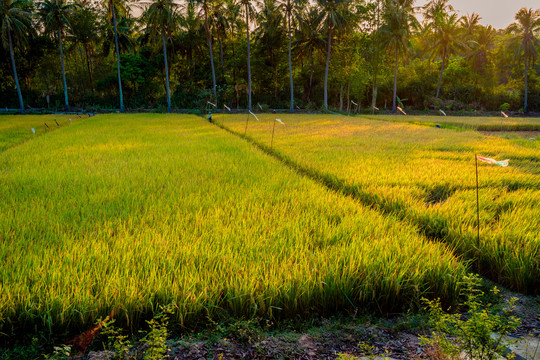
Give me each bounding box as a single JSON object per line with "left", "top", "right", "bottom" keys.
{"left": 209, "top": 1, "right": 229, "bottom": 74}
{"left": 316, "top": 0, "right": 353, "bottom": 110}
{"left": 466, "top": 24, "right": 495, "bottom": 73}
{"left": 277, "top": 0, "right": 304, "bottom": 112}
{"left": 294, "top": 6, "right": 324, "bottom": 102}
{"left": 102, "top": 0, "right": 129, "bottom": 112}
{"left": 68, "top": 4, "right": 99, "bottom": 90}
{"left": 1, "top": 0, "right": 33, "bottom": 113}
{"left": 141, "top": 0, "right": 179, "bottom": 113}
{"left": 379, "top": 0, "right": 418, "bottom": 113}
{"left": 461, "top": 12, "right": 480, "bottom": 38}
{"left": 507, "top": 7, "right": 540, "bottom": 113}
{"left": 239, "top": 0, "right": 259, "bottom": 111}
{"left": 429, "top": 13, "right": 467, "bottom": 98}
{"left": 38, "top": 0, "right": 78, "bottom": 110}
{"left": 190, "top": 0, "right": 217, "bottom": 104}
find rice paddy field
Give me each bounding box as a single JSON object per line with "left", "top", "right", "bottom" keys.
{"left": 0, "top": 114, "right": 466, "bottom": 337}
{"left": 0, "top": 114, "right": 83, "bottom": 152}
{"left": 217, "top": 113, "right": 539, "bottom": 294}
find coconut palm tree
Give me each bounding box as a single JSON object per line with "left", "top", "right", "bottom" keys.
{"left": 1, "top": 0, "right": 34, "bottom": 113}
{"left": 422, "top": 0, "right": 453, "bottom": 26}
{"left": 68, "top": 4, "right": 99, "bottom": 90}
{"left": 277, "top": 0, "right": 305, "bottom": 112}
{"left": 294, "top": 6, "right": 324, "bottom": 102}
{"left": 461, "top": 12, "right": 481, "bottom": 38}
{"left": 507, "top": 7, "right": 540, "bottom": 113}
{"left": 378, "top": 0, "right": 418, "bottom": 113}
{"left": 239, "top": 0, "right": 259, "bottom": 111}
{"left": 38, "top": 0, "right": 78, "bottom": 110}
{"left": 316, "top": 0, "right": 353, "bottom": 110}
{"left": 429, "top": 13, "right": 467, "bottom": 98}
{"left": 102, "top": 0, "right": 130, "bottom": 112}
{"left": 190, "top": 0, "right": 217, "bottom": 104}
{"left": 209, "top": 1, "right": 229, "bottom": 73}
{"left": 141, "top": 0, "right": 180, "bottom": 113}
{"left": 466, "top": 25, "right": 496, "bottom": 73}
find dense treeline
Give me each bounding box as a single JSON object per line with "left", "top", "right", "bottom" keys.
{"left": 1, "top": 0, "right": 539, "bottom": 113}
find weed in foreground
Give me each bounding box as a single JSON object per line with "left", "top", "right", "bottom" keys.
{"left": 420, "top": 274, "right": 521, "bottom": 360}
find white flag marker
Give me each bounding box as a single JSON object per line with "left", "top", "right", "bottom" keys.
{"left": 249, "top": 111, "right": 260, "bottom": 121}
{"left": 275, "top": 118, "right": 284, "bottom": 125}
{"left": 207, "top": 101, "right": 217, "bottom": 107}
{"left": 31, "top": 128, "right": 35, "bottom": 134}
{"left": 373, "top": 106, "right": 379, "bottom": 111}
{"left": 351, "top": 100, "right": 358, "bottom": 106}
{"left": 397, "top": 106, "right": 407, "bottom": 115}
{"left": 439, "top": 109, "right": 447, "bottom": 116}
{"left": 501, "top": 111, "right": 508, "bottom": 118}
{"left": 258, "top": 103, "right": 263, "bottom": 110}
{"left": 224, "top": 104, "right": 231, "bottom": 111}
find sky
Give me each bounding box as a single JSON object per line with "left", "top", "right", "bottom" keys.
{"left": 415, "top": 0, "right": 540, "bottom": 29}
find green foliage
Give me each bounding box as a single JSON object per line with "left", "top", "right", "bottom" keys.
{"left": 140, "top": 305, "right": 174, "bottom": 360}
{"left": 99, "top": 319, "right": 131, "bottom": 359}
{"left": 42, "top": 345, "right": 72, "bottom": 360}
{"left": 420, "top": 274, "right": 521, "bottom": 360}
{"left": 500, "top": 103, "right": 510, "bottom": 111}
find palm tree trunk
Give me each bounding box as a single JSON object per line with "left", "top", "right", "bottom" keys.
{"left": 112, "top": 7, "right": 125, "bottom": 112}
{"left": 287, "top": 5, "right": 294, "bottom": 113}
{"left": 324, "top": 25, "right": 333, "bottom": 110}
{"left": 162, "top": 33, "right": 171, "bottom": 113}
{"left": 436, "top": 49, "right": 446, "bottom": 99}
{"left": 308, "top": 48, "right": 314, "bottom": 102}
{"left": 84, "top": 45, "right": 94, "bottom": 91}
{"left": 219, "top": 35, "right": 224, "bottom": 71}
{"left": 204, "top": 8, "right": 217, "bottom": 104}
{"left": 524, "top": 55, "right": 528, "bottom": 113}
{"left": 246, "top": 4, "right": 252, "bottom": 111}
{"left": 58, "top": 28, "right": 69, "bottom": 109}
{"left": 392, "top": 47, "right": 398, "bottom": 113}
{"left": 339, "top": 83, "right": 343, "bottom": 111}
{"left": 8, "top": 29, "right": 24, "bottom": 113}
{"left": 371, "top": 0, "right": 380, "bottom": 115}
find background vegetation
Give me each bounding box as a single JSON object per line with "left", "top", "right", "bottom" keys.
{"left": 1, "top": 0, "right": 539, "bottom": 113}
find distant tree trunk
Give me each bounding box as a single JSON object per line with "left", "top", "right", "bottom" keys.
{"left": 8, "top": 29, "right": 24, "bottom": 113}
{"left": 339, "top": 83, "right": 343, "bottom": 111}
{"left": 162, "top": 33, "right": 171, "bottom": 113}
{"left": 308, "top": 48, "right": 314, "bottom": 102}
{"left": 436, "top": 48, "right": 446, "bottom": 99}
{"left": 218, "top": 35, "right": 224, "bottom": 72}
{"left": 84, "top": 45, "right": 93, "bottom": 91}
{"left": 346, "top": 81, "right": 350, "bottom": 113}
{"left": 524, "top": 55, "right": 528, "bottom": 113}
{"left": 324, "top": 25, "right": 333, "bottom": 110}
{"left": 58, "top": 28, "right": 69, "bottom": 109}
{"left": 112, "top": 7, "right": 124, "bottom": 112}
{"left": 204, "top": 8, "right": 217, "bottom": 104}
{"left": 287, "top": 4, "right": 294, "bottom": 113}
{"left": 392, "top": 46, "right": 398, "bottom": 113}
{"left": 245, "top": 4, "right": 252, "bottom": 111}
